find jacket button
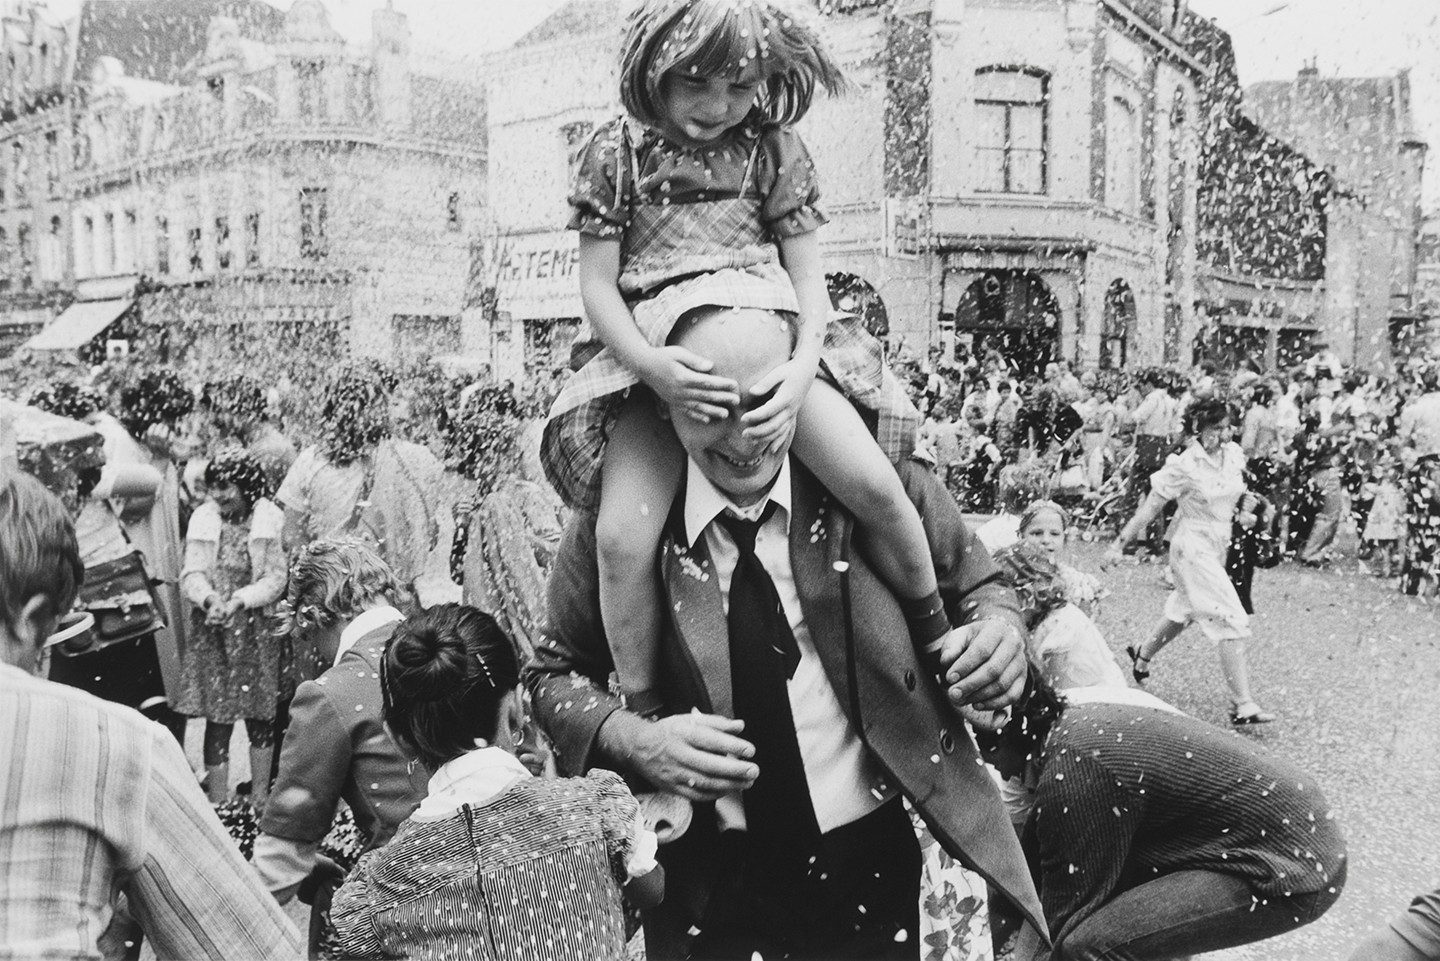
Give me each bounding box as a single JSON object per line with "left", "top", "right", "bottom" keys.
{"left": 904, "top": 669, "right": 916, "bottom": 691}
{"left": 939, "top": 729, "right": 956, "bottom": 754}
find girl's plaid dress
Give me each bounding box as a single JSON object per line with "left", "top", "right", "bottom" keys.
{"left": 543, "top": 115, "right": 918, "bottom": 511}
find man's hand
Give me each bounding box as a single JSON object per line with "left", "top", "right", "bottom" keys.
{"left": 600, "top": 711, "right": 758, "bottom": 802}
{"left": 937, "top": 618, "right": 1027, "bottom": 715}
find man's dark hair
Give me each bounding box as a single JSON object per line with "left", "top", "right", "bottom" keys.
{"left": 1186, "top": 397, "right": 1233, "bottom": 435}
{"left": 203, "top": 448, "right": 268, "bottom": 510}
{"left": 319, "top": 366, "right": 392, "bottom": 466}
{"left": 27, "top": 381, "right": 105, "bottom": 421}
{"left": 972, "top": 674, "right": 1066, "bottom": 783}
{"left": 119, "top": 368, "right": 194, "bottom": 437}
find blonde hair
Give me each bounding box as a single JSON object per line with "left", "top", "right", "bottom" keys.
{"left": 276, "top": 538, "right": 398, "bottom": 641}
{"left": 618, "top": 0, "right": 847, "bottom": 130}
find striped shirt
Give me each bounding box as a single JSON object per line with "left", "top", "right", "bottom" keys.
{"left": 0, "top": 663, "right": 302, "bottom": 960}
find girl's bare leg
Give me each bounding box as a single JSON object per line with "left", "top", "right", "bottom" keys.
{"left": 597, "top": 392, "right": 684, "bottom": 717}
{"left": 791, "top": 381, "right": 948, "bottom": 649}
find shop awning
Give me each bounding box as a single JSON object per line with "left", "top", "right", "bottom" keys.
{"left": 24, "top": 299, "right": 132, "bottom": 351}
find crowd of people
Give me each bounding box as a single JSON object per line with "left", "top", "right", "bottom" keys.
{"left": 4, "top": 1, "right": 1440, "bottom": 960}
{"left": 911, "top": 348, "right": 1440, "bottom": 598}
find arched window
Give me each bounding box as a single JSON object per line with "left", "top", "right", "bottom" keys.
{"left": 974, "top": 67, "right": 1048, "bottom": 194}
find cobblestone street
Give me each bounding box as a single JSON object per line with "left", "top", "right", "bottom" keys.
{"left": 1080, "top": 540, "right": 1440, "bottom": 961}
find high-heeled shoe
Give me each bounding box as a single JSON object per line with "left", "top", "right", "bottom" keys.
{"left": 1125, "top": 644, "right": 1151, "bottom": 683}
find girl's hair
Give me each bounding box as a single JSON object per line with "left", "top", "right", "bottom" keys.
{"left": 381, "top": 604, "right": 520, "bottom": 771}
{"left": 203, "top": 448, "right": 267, "bottom": 510}
{"left": 1019, "top": 499, "right": 1069, "bottom": 534}
{"left": 992, "top": 542, "right": 1067, "bottom": 629}
{"left": 276, "top": 537, "right": 398, "bottom": 641}
{"left": 619, "top": 0, "right": 847, "bottom": 130}
{"left": 1186, "top": 396, "right": 1233, "bottom": 435}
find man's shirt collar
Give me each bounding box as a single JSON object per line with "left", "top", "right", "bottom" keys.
{"left": 683, "top": 456, "right": 792, "bottom": 548}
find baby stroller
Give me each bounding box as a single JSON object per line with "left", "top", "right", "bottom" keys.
{"left": 1066, "top": 448, "right": 1132, "bottom": 542}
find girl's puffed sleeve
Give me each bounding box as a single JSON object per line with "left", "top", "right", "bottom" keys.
{"left": 758, "top": 126, "right": 828, "bottom": 238}
{"left": 588, "top": 769, "right": 658, "bottom": 884}
{"left": 566, "top": 120, "right": 629, "bottom": 239}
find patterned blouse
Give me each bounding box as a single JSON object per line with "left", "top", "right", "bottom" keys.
{"left": 567, "top": 115, "right": 826, "bottom": 297}
{"left": 331, "top": 764, "right": 646, "bottom": 961}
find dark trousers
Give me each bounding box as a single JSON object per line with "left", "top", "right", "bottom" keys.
{"left": 686, "top": 798, "right": 921, "bottom": 960}
{"left": 1055, "top": 861, "right": 1345, "bottom": 961}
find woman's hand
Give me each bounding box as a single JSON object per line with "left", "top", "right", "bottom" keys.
{"left": 638, "top": 345, "right": 740, "bottom": 423}
{"left": 740, "top": 357, "right": 818, "bottom": 452}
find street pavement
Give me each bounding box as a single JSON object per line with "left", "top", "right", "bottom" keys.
{"left": 1084, "top": 540, "right": 1440, "bottom": 961}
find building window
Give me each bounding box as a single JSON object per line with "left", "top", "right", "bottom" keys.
{"left": 11, "top": 140, "right": 26, "bottom": 204}
{"left": 446, "top": 192, "right": 461, "bottom": 231}
{"left": 17, "top": 224, "right": 31, "bottom": 289}
{"left": 156, "top": 216, "right": 170, "bottom": 274}
{"left": 245, "top": 212, "right": 261, "bottom": 267}
{"left": 44, "top": 130, "right": 58, "bottom": 195}
{"left": 44, "top": 215, "right": 61, "bottom": 280}
{"left": 299, "top": 187, "right": 328, "bottom": 261}
{"left": 216, "top": 216, "right": 231, "bottom": 269}
{"left": 295, "top": 60, "right": 325, "bottom": 121}
{"left": 122, "top": 210, "right": 137, "bottom": 272}
{"left": 102, "top": 212, "right": 115, "bottom": 273}
{"left": 974, "top": 67, "right": 1048, "bottom": 194}
{"left": 1106, "top": 96, "right": 1140, "bottom": 215}
{"left": 187, "top": 225, "right": 203, "bottom": 273}
{"left": 79, "top": 216, "right": 93, "bottom": 277}
{"left": 207, "top": 75, "right": 225, "bottom": 102}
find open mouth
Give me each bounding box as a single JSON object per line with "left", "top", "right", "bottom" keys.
{"left": 716, "top": 450, "right": 764, "bottom": 470}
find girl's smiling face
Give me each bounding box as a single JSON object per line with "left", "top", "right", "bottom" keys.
{"left": 657, "top": 63, "right": 764, "bottom": 148}
{"left": 1022, "top": 509, "right": 1066, "bottom": 558}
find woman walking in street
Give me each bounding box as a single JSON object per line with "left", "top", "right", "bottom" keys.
{"left": 1104, "top": 397, "right": 1276, "bottom": 725}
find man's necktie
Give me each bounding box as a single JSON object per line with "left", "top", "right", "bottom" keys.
{"left": 718, "top": 506, "right": 821, "bottom": 867}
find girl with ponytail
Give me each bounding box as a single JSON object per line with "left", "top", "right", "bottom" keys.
{"left": 331, "top": 604, "right": 663, "bottom": 960}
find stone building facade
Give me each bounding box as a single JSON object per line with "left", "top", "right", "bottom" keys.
{"left": 1242, "top": 67, "right": 1427, "bottom": 366}
{"left": 481, "top": 0, "right": 1203, "bottom": 380}
{"left": 0, "top": 0, "right": 72, "bottom": 355}
{"left": 2, "top": 0, "right": 487, "bottom": 380}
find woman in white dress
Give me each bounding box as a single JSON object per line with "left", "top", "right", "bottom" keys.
{"left": 1103, "top": 398, "right": 1276, "bottom": 725}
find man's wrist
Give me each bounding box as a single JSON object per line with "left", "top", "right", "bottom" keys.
{"left": 596, "top": 709, "right": 648, "bottom": 767}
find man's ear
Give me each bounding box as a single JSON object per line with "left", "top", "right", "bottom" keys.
{"left": 1, "top": 595, "right": 55, "bottom": 672}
